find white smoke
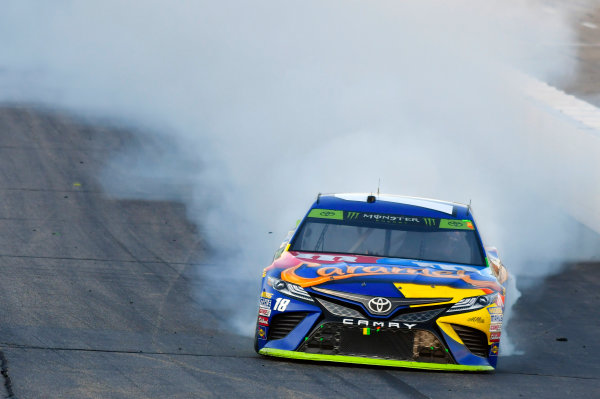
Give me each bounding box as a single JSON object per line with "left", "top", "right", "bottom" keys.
{"left": 0, "top": 0, "right": 597, "bottom": 352}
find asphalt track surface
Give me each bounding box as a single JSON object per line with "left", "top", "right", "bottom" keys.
{"left": 2, "top": 3, "right": 600, "bottom": 397}
{"left": 0, "top": 107, "right": 598, "bottom": 399}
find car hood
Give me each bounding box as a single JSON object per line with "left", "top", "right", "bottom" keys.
{"left": 268, "top": 251, "right": 502, "bottom": 294}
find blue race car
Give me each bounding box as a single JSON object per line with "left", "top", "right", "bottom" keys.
{"left": 255, "top": 193, "right": 508, "bottom": 371}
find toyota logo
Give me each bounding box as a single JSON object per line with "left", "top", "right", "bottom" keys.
{"left": 368, "top": 297, "right": 392, "bottom": 314}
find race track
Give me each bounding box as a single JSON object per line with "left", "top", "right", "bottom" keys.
{"left": 0, "top": 107, "right": 598, "bottom": 399}
{"left": 1, "top": 1, "right": 600, "bottom": 398}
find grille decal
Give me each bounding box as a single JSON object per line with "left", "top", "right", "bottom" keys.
{"left": 316, "top": 297, "right": 364, "bottom": 318}
{"left": 392, "top": 308, "right": 445, "bottom": 323}
{"left": 313, "top": 286, "right": 451, "bottom": 316}
{"left": 268, "top": 312, "right": 308, "bottom": 340}
{"left": 298, "top": 322, "right": 453, "bottom": 364}
{"left": 452, "top": 324, "right": 489, "bottom": 357}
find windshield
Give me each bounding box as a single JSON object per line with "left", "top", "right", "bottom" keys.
{"left": 290, "top": 209, "right": 485, "bottom": 266}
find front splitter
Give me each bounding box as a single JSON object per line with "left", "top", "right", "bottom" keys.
{"left": 259, "top": 348, "right": 494, "bottom": 372}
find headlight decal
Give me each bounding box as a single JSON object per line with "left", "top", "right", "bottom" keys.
{"left": 446, "top": 292, "right": 498, "bottom": 313}
{"left": 267, "top": 276, "right": 314, "bottom": 302}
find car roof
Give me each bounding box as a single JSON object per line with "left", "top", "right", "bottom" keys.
{"left": 311, "top": 193, "right": 471, "bottom": 219}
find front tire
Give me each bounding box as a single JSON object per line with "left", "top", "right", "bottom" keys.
{"left": 253, "top": 321, "right": 260, "bottom": 353}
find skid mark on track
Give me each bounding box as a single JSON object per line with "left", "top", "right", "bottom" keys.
{"left": 116, "top": 223, "right": 196, "bottom": 342}
{"left": 495, "top": 370, "right": 599, "bottom": 381}
{"left": 378, "top": 370, "right": 431, "bottom": 399}
{"left": 0, "top": 342, "right": 253, "bottom": 359}
{"left": 0, "top": 253, "right": 216, "bottom": 266}
{"left": 149, "top": 262, "right": 189, "bottom": 346}
{"left": 91, "top": 217, "right": 225, "bottom": 343}
{"left": 0, "top": 350, "right": 16, "bottom": 399}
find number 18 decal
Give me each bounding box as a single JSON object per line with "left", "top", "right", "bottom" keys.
{"left": 274, "top": 298, "right": 290, "bottom": 311}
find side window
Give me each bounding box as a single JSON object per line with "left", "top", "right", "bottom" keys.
{"left": 273, "top": 225, "right": 298, "bottom": 260}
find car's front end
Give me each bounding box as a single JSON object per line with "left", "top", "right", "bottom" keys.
{"left": 255, "top": 194, "right": 507, "bottom": 371}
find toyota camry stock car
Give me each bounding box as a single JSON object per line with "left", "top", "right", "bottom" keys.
{"left": 254, "top": 193, "right": 508, "bottom": 371}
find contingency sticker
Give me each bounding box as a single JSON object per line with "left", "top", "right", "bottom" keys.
{"left": 259, "top": 298, "right": 272, "bottom": 309}
{"left": 259, "top": 308, "right": 271, "bottom": 317}
{"left": 439, "top": 219, "right": 475, "bottom": 230}
{"left": 489, "top": 343, "right": 499, "bottom": 356}
{"left": 487, "top": 307, "right": 502, "bottom": 315}
{"left": 257, "top": 326, "right": 268, "bottom": 340}
{"left": 307, "top": 209, "right": 344, "bottom": 220}
{"left": 495, "top": 295, "right": 505, "bottom": 307}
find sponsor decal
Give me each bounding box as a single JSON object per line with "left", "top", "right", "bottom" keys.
{"left": 290, "top": 252, "right": 479, "bottom": 272}
{"left": 346, "top": 211, "right": 421, "bottom": 225}
{"left": 343, "top": 319, "right": 417, "bottom": 329}
{"left": 307, "top": 209, "right": 344, "bottom": 220}
{"left": 490, "top": 342, "right": 499, "bottom": 356}
{"left": 487, "top": 307, "right": 503, "bottom": 315}
{"left": 316, "top": 212, "right": 476, "bottom": 231}
{"left": 363, "top": 326, "right": 383, "bottom": 335}
{"left": 490, "top": 314, "right": 503, "bottom": 323}
{"left": 439, "top": 219, "right": 475, "bottom": 230}
{"left": 261, "top": 291, "right": 273, "bottom": 299}
{"left": 413, "top": 261, "right": 481, "bottom": 273}
{"left": 259, "top": 298, "right": 272, "bottom": 309}
{"left": 490, "top": 323, "right": 502, "bottom": 332}
{"left": 367, "top": 297, "right": 392, "bottom": 314}
{"left": 258, "top": 316, "right": 269, "bottom": 326}
{"left": 273, "top": 298, "right": 290, "bottom": 312}
{"left": 423, "top": 217, "right": 437, "bottom": 227}
{"left": 295, "top": 253, "right": 359, "bottom": 263}
{"left": 467, "top": 316, "right": 485, "bottom": 324}
{"left": 490, "top": 332, "right": 501, "bottom": 342}
{"left": 282, "top": 262, "right": 503, "bottom": 291}
{"left": 259, "top": 308, "right": 271, "bottom": 317}
{"left": 257, "top": 326, "right": 268, "bottom": 340}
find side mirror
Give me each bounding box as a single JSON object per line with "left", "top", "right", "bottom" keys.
{"left": 485, "top": 246, "right": 500, "bottom": 262}
{"left": 485, "top": 246, "right": 508, "bottom": 284}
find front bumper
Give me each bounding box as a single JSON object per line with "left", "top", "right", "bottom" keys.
{"left": 256, "top": 281, "right": 503, "bottom": 371}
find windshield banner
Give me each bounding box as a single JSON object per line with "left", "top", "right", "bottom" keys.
{"left": 307, "top": 209, "right": 474, "bottom": 230}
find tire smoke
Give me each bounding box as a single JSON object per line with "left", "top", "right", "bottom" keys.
{"left": 0, "top": 1, "right": 598, "bottom": 355}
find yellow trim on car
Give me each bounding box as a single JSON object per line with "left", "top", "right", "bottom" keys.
{"left": 436, "top": 307, "right": 493, "bottom": 344}
{"left": 393, "top": 283, "right": 485, "bottom": 307}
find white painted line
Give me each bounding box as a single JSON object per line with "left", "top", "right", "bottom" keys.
{"left": 540, "top": 43, "right": 600, "bottom": 48}
{"left": 581, "top": 21, "right": 598, "bottom": 29}
{"left": 518, "top": 73, "right": 600, "bottom": 132}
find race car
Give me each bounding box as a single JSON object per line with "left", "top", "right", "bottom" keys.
{"left": 255, "top": 193, "right": 508, "bottom": 371}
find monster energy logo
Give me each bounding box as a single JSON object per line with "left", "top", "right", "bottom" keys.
{"left": 344, "top": 211, "right": 420, "bottom": 225}
{"left": 423, "top": 218, "right": 437, "bottom": 227}
{"left": 347, "top": 212, "right": 360, "bottom": 220}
